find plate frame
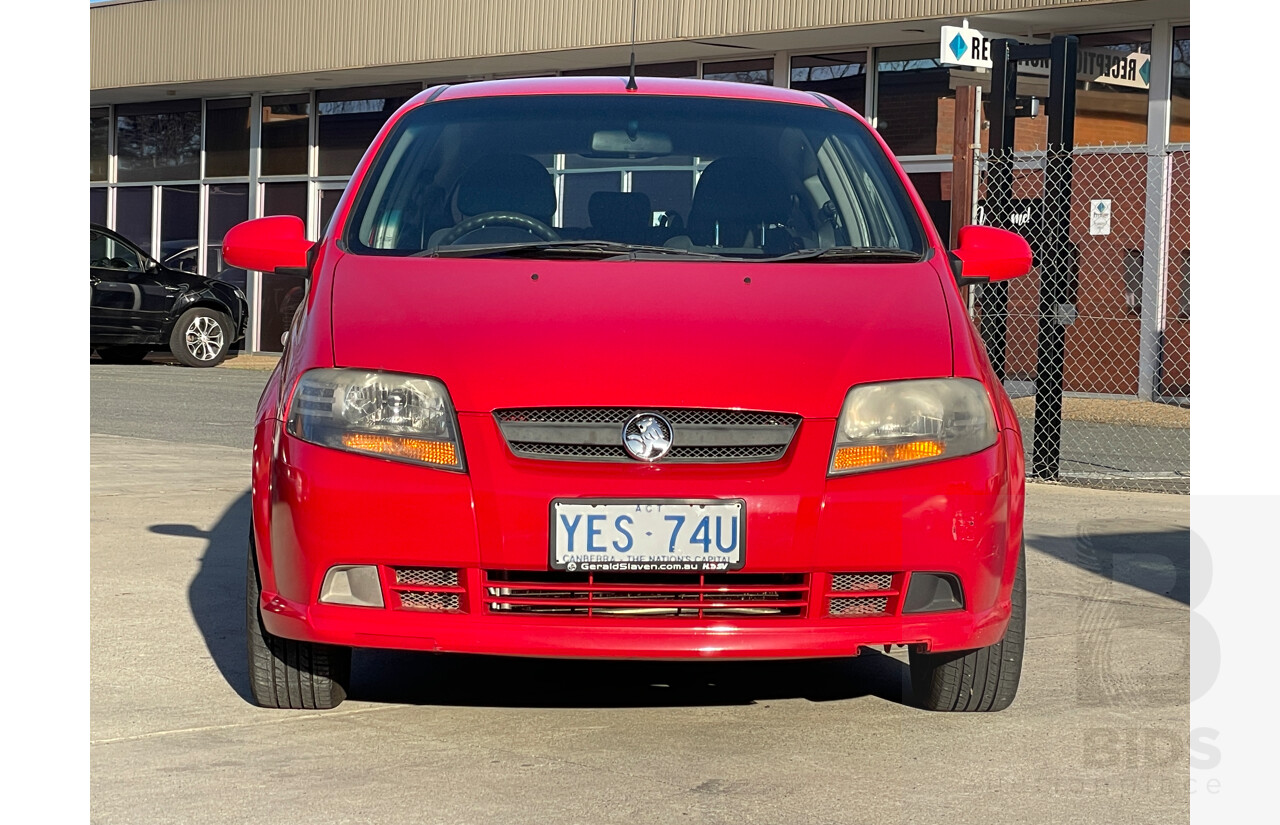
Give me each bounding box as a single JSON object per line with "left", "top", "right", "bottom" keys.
{"left": 548, "top": 498, "right": 747, "bottom": 572}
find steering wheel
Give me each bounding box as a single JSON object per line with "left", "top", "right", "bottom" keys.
{"left": 437, "top": 211, "right": 561, "bottom": 245}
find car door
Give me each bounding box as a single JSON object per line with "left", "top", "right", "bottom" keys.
{"left": 90, "top": 229, "right": 181, "bottom": 339}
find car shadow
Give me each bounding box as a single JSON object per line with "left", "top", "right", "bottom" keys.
{"left": 350, "top": 647, "right": 910, "bottom": 709}
{"left": 151, "top": 491, "right": 255, "bottom": 703}
{"left": 1026, "top": 526, "right": 1190, "bottom": 605}
{"left": 157, "top": 491, "right": 913, "bottom": 710}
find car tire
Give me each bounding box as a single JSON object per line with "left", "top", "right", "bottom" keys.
{"left": 94, "top": 345, "right": 151, "bottom": 364}
{"left": 246, "top": 535, "right": 352, "bottom": 709}
{"left": 170, "top": 306, "right": 232, "bottom": 368}
{"left": 909, "top": 542, "right": 1026, "bottom": 712}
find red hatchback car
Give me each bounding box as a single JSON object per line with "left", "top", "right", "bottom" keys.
{"left": 225, "top": 77, "right": 1031, "bottom": 712}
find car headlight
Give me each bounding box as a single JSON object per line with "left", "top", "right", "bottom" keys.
{"left": 287, "top": 369, "right": 464, "bottom": 470}
{"left": 829, "top": 378, "right": 997, "bottom": 475}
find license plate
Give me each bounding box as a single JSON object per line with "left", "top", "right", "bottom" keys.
{"left": 551, "top": 499, "right": 746, "bottom": 572}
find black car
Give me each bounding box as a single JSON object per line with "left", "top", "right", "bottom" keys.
{"left": 90, "top": 225, "right": 248, "bottom": 367}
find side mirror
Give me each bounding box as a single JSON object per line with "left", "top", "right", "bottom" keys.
{"left": 223, "top": 216, "right": 314, "bottom": 278}
{"left": 950, "top": 225, "right": 1032, "bottom": 287}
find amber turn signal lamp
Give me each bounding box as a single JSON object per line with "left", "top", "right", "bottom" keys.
{"left": 833, "top": 439, "right": 945, "bottom": 471}
{"left": 341, "top": 433, "right": 459, "bottom": 466}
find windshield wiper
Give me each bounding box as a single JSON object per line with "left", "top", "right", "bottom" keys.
{"left": 771, "top": 246, "right": 924, "bottom": 263}
{"left": 413, "top": 240, "right": 723, "bottom": 260}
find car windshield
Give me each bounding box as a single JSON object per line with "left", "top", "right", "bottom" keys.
{"left": 345, "top": 94, "right": 926, "bottom": 261}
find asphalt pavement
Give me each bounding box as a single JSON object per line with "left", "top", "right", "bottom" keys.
{"left": 90, "top": 361, "right": 1191, "bottom": 825}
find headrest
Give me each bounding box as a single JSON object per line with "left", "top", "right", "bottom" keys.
{"left": 456, "top": 154, "right": 556, "bottom": 222}
{"left": 588, "top": 191, "right": 652, "bottom": 232}
{"left": 687, "top": 156, "right": 791, "bottom": 246}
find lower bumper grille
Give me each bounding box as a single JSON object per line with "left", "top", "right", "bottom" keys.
{"left": 827, "top": 572, "right": 901, "bottom": 617}
{"left": 389, "top": 567, "right": 465, "bottom": 612}
{"left": 484, "top": 571, "right": 809, "bottom": 618}
{"left": 829, "top": 596, "right": 888, "bottom": 616}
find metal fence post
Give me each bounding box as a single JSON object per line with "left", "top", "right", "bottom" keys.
{"left": 1138, "top": 23, "right": 1174, "bottom": 401}
{"left": 1138, "top": 152, "right": 1172, "bottom": 400}
{"left": 1030, "top": 35, "right": 1078, "bottom": 480}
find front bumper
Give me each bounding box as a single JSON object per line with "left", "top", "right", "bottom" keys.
{"left": 255, "top": 413, "right": 1021, "bottom": 658}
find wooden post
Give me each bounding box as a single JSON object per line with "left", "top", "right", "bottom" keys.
{"left": 949, "top": 83, "right": 981, "bottom": 252}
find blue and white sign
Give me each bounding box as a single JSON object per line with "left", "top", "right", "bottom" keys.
{"left": 939, "top": 26, "right": 1150, "bottom": 89}
{"left": 940, "top": 26, "right": 996, "bottom": 69}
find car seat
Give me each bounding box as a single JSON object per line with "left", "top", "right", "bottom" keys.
{"left": 587, "top": 191, "right": 653, "bottom": 245}
{"left": 428, "top": 154, "right": 558, "bottom": 247}
{"left": 666, "top": 156, "right": 795, "bottom": 254}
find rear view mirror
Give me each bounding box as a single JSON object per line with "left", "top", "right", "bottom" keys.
{"left": 590, "top": 129, "right": 673, "bottom": 157}
{"left": 223, "top": 216, "right": 313, "bottom": 277}
{"left": 951, "top": 225, "right": 1032, "bottom": 286}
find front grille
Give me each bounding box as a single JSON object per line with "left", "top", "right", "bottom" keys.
{"left": 388, "top": 566, "right": 465, "bottom": 613}
{"left": 494, "top": 407, "right": 800, "bottom": 464}
{"left": 484, "top": 570, "right": 809, "bottom": 618}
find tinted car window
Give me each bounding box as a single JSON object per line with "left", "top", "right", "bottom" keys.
{"left": 91, "top": 230, "right": 146, "bottom": 272}
{"left": 346, "top": 95, "right": 924, "bottom": 259}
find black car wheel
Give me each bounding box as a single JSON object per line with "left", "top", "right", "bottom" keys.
{"left": 170, "top": 306, "right": 232, "bottom": 367}
{"left": 246, "top": 533, "right": 351, "bottom": 709}
{"left": 94, "top": 345, "right": 151, "bottom": 364}
{"left": 908, "top": 543, "right": 1026, "bottom": 712}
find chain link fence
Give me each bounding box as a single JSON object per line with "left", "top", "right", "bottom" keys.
{"left": 972, "top": 146, "right": 1190, "bottom": 493}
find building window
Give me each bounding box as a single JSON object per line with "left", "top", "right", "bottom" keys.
{"left": 91, "top": 108, "right": 109, "bottom": 182}
{"left": 1073, "top": 30, "right": 1152, "bottom": 148}
{"left": 207, "top": 183, "right": 250, "bottom": 282}
{"left": 115, "top": 186, "right": 154, "bottom": 254}
{"left": 703, "top": 58, "right": 773, "bottom": 86}
{"left": 874, "top": 45, "right": 956, "bottom": 156}
{"left": 317, "top": 84, "right": 420, "bottom": 177}
{"left": 259, "top": 182, "right": 309, "bottom": 352}
{"left": 561, "top": 61, "right": 697, "bottom": 78}
{"left": 261, "top": 94, "right": 311, "bottom": 176}
{"left": 319, "top": 188, "right": 345, "bottom": 236}
{"left": 790, "top": 52, "right": 867, "bottom": 113}
{"left": 205, "top": 98, "right": 251, "bottom": 178}
{"left": 90, "top": 188, "right": 108, "bottom": 226}
{"left": 158, "top": 185, "right": 200, "bottom": 269}
{"left": 1171, "top": 26, "right": 1189, "bottom": 143}
{"left": 115, "top": 100, "right": 201, "bottom": 182}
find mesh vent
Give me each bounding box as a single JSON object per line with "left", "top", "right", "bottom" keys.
{"left": 669, "top": 445, "right": 781, "bottom": 460}
{"left": 510, "top": 442, "right": 626, "bottom": 459}
{"left": 398, "top": 591, "right": 460, "bottom": 612}
{"left": 828, "top": 596, "right": 888, "bottom": 617}
{"left": 394, "top": 567, "right": 459, "bottom": 587}
{"left": 831, "top": 573, "right": 892, "bottom": 592}
{"left": 496, "top": 408, "right": 799, "bottom": 427}
{"left": 507, "top": 442, "right": 785, "bottom": 462}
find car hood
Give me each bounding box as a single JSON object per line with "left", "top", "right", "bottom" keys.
{"left": 329, "top": 256, "right": 952, "bottom": 417}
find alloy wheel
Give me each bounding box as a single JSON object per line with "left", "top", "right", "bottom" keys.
{"left": 184, "top": 315, "right": 225, "bottom": 361}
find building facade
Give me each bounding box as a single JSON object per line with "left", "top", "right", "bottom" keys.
{"left": 90, "top": 0, "right": 1190, "bottom": 365}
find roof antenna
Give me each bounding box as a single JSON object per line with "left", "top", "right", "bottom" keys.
{"left": 626, "top": 0, "right": 638, "bottom": 91}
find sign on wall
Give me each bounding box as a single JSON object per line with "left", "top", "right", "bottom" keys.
{"left": 940, "top": 26, "right": 1151, "bottom": 90}
{"left": 1089, "top": 199, "right": 1113, "bottom": 236}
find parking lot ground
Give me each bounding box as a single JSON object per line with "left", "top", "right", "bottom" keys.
{"left": 90, "top": 364, "right": 1190, "bottom": 825}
